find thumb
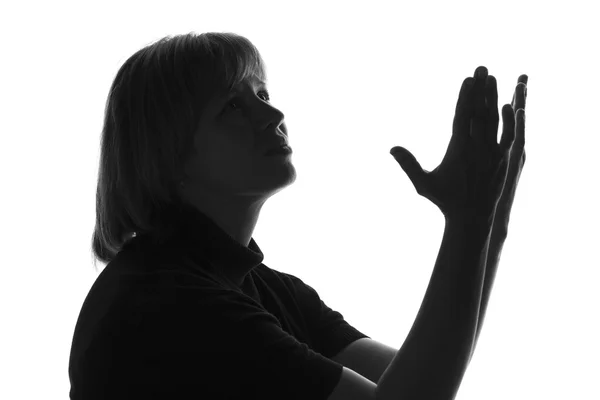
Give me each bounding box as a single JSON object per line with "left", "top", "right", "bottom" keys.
{"left": 390, "top": 146, "right": 426, "bottom": 191}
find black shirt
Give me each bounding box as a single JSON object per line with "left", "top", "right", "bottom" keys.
{"left": 68, "top": 204, "right": 370, "bottom": 399}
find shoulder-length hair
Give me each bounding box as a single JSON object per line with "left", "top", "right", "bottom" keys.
{"left": 91, "top": 32, "right": 267, "bottom": 272}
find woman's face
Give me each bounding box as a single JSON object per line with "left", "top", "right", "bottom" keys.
{"left": 181, "top": 75, "right": 296, "bottom": 200}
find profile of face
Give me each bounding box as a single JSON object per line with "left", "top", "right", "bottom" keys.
{"left": 179, "top": 74, "right": 296, "bottom": 207}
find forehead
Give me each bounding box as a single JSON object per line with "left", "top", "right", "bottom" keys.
{"left": 210, "top": 73, "right": 265, "bottom": 96}
{"left": 230, "top": 75, "right": 267, "bottom": 92}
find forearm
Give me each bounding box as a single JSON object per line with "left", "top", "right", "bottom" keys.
{"left": 376, "top": 216, "right": 493, "bottom": 400}
{"left": 469, "top": 221, "right": 508, "bottom": 363}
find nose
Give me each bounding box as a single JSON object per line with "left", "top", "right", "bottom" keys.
{"left": 269, "top": 104, "right": 285, "bottom": 126}
{"left": 260, "top": 104, "right": 286, "bottom": 135}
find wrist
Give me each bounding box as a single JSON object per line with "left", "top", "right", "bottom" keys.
{"left": 445, "top": 212, "right": 495, "bottom": 248}
{"left": 444, "top": 209, "right": 496, "bottom": 230}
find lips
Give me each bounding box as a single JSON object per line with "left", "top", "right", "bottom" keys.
{"left": 264, "top": 144, "right": 292, "bottom": 156}
{"left": 264, "top": 142, "right": 291, "bottom": 155}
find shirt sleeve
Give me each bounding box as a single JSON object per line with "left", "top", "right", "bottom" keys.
{"left": 117, "top": 284, "right": 348, "bottom": 400}
{"left": 282, "top": 273, "right": 371, "bottom": 359}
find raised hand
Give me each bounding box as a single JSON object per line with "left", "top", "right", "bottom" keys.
{"left": 390, "top": 66, "right": 516, "bottom": 222}
{"left": 494, "top": 74, "right": 527, "bottom": 232}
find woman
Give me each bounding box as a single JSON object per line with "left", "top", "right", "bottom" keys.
{"left": 68, "top": 32, "right": 527, "bottom": 399}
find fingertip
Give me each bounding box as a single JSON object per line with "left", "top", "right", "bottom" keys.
{"left": 474, "top": 66, "right": 488, "bottom": 78}
{"left": 460, "top": 78, "right": 475, "bottom": 100}
{"left": 390, "top": 146, "right": 404, "bottom": 156}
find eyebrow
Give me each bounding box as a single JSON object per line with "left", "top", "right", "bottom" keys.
{"left": 232, "top": 79, "right": 268, "bottom": 91}
{"left": 257, "top": 79, "right": 267, "bottom": 87}
{"left": 225, "top": 81, "right": 268, "bottom": 99}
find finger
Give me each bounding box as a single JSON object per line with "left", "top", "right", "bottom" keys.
{"left": 455, "top": 77, "right": 475, "bottom": 111}
{"left": 473, "top": 66, "right": 488, "bottom": 109}
{"left": 511, "top": 74, "right": 528, "bottom": 109}
{"left": 514, "top": 108, "right": 526, "bottom": 150}
{"left": 513, "top": 83, "right": 527, "bottom": 112}
{"left": 474, "top": 66, "right": 488, "bottom": 81}
{"left": 520, "top": 74, "right": 528, "bottom": 107}
{"left": 471, "top": 66, "right": 488, "bottom": 143}
{"left": 390, "top": 146, "right": 426, "bottom": 192}
{"left": 518, "top": 74, "right": 528, "bottom": 85}
{"left": 485, "top": 75, "right": 500, "bottom": 144}
{"left": 453, "top": 77, "right": 475, "bottom": 138}
{"left": 499, "top": 104, "right": 515, "bottom": 154}
{"left": 519, "top": 74, "right": 529, "bottom": 109}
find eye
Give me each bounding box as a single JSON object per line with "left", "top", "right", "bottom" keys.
{"left": 258, "top": 90, "right": 270, "bottom": 101}
{"left": 223, "top": 90, "right": 271, "bottom": 113}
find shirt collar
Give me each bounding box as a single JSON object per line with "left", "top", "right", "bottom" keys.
{"left": 125, "top": 203, "right": 265, "bottom": 279}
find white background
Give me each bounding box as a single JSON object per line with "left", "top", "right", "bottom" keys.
{"left": 1, "top": 0, "right": 599, "bottom": 398}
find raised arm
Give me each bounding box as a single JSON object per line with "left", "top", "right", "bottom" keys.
{"left": 375, "top": 214, "right": 493, "bottom": 400}
{"left": 379, "top": 66, "right": 519, "bottom": 400}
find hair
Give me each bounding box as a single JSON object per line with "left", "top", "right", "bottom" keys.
{"left": 90, "top": 32, "right": 268, "bottom": 272}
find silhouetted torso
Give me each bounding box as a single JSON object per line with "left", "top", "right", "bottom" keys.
{"left": 68, "top": 204, "right": 369, "bottom": 399}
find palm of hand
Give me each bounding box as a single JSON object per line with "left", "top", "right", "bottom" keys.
{"left": 392, "top": 67, "right": 516, "bottom": 220}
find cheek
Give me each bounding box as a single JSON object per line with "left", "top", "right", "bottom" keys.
{"left": 193, "top": 132, "right": 257, "bottom": 176}
{"left": 208, "top": 147, "right": 255, "bottom": 176}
